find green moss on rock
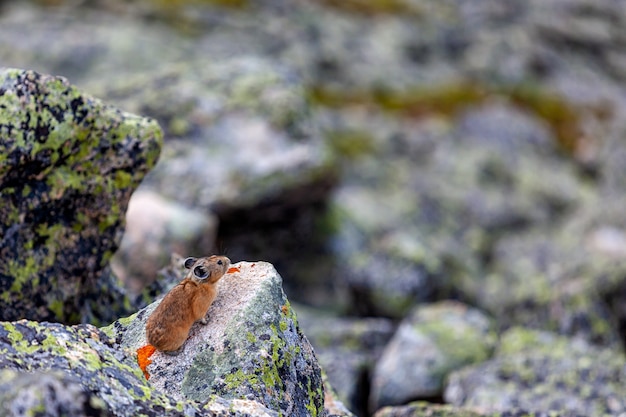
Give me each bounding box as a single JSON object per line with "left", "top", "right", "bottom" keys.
{"left": 0, "top": 68, "right": 162, "bottom": 325}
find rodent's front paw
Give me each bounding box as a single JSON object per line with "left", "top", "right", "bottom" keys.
{"left": 200, "top": 317, "right": 209, "bottom": 325}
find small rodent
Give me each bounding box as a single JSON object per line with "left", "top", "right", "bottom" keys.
{"left": 145, "top": 255, "right": 231, "bottom": 354}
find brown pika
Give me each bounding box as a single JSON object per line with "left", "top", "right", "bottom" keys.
{"left": 145, "top": 255, "right": 231, "bottom": 354}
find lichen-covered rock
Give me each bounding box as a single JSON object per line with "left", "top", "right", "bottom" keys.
{"left": 326, "top": 101, "right": 585, "bottom": 318}
{"left": 478, "top": 231, "right": 622, "bottom": 347}
{"left": 0, "top": 369, "right": 110, "bottom": 417}
{"left": 0, "top": 320, "right": 193, "bottom": 416}
{"left": 0, "top": 68, "right": 162, "bottom": 324}
{"left": 106, "top": 261, "right": 326, "bottom": 417}
{"left": 110, "top": 190, "right": 217, "bottom": 294}
{"left": 444, "top": 327, "right": 626, "bottom": 416}
{"left": 370, "top": 302, "right": 496, "bottom": 411}
{"left": 372, "top": 401, "right": 584, "bottom": 417}
{"left": 297, "top": 304, "right": 395, "bottom": 415}
{"left": 0, "top": 261, "right": 345, "bottom": 417}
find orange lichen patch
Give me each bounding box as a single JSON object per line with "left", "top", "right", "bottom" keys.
{"left": 281, "top": 305, "right": 289, "bottom": 315}
{"left": 137, "top": 344, "right": 157, "bottom": 380}
{"left": 227, "top": 267, "right": 240, "bottom": 274}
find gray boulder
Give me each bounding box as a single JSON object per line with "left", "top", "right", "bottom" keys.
{"left": 0, "top": 260, "right": 345, "bottom": 416}
{"left": 370, "top": 302, "right": 496, "bottom": 411}
{"left": 106, "top": 260, "right": 328, "bottom": 417}
{"left": 445, "top": 327, "right": 626, "bottom": 416}
{"left": 0, "top": 68, "right": 162, "bottom": 325}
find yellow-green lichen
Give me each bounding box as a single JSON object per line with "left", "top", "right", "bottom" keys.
{"left": 309, "top": 82, "right": 592, "bottom": 156}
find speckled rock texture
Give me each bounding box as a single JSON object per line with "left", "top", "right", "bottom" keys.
{"left": 373, "top": 401, "right": 584, "bottom": 417}
{"left": 0, "top": 68, "right": 162, "bottom": 325}
{"left": 0, "top": 261, "right": 350, "bottom": 417}
{"left": 444, "top": 327, "right": 626, "bottom": 416}
{"left": 106, "top": 261, "right": 328, "bottom": 417}
{"left": 0, "top": 369, "right": 110, "bottom": 417}
{"left": 0, "top": 320, "right": 191, "bottom": 416}
{"left": 0, "top": 320, "right": 288, "bottom": 417}
{"left": 370, "top": 302, "right": 496, "bottom": 410}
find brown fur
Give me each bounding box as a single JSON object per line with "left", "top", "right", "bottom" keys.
{"left": 146, "top": 255, "right": 231, "bottom": 353}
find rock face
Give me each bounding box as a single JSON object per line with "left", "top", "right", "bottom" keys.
{"left": 370, "top": 302, "right": 496, "bottom": 410}
{"left": 107, "top": 261, "right": 326, "bottom": 417}
{"left": 0, "top": 68, "right": 162, "bottom": 324}
{"left": 0, "top": 320, "right": 186, "bottom": 416}
{"left": 0, "top": 261, "right": 335, "bottom": 417}
{"left": 445, "top": 327, "right": 626, "bottom": 416}
{"left": 372, "top": 401, "right": 584, "bottom": 417}
{"left": 0, "top": 369, "right": 111, "bottom": 417}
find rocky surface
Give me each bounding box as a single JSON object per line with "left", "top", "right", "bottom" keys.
{"left": 4, "top": 0, "right": 626, "bottom": 416}
{"left": 0, "top": 68, "right": 162, "bottom": 325}
{"left": 372, "top": 402, "right": 585, "bottom": 417}
{"left": 445, "top": 327, "right": 626, "bottom": 416}
{"left": 106, "top": 260, "right": 326, "bottom": 417}
{"left": 370, "top": 302, "right": 495, "bottom": 410}
{"left": 0, "top": 320, "right": 188, "bottom": 416}
{"left": 0, "top": 260, "right": 343, "bottom": 417}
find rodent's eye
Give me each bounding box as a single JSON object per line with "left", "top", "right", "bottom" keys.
{"left": 194, "top": 266, "right": 209, "bottom": 279}
{"left": 217, "top": 260, "right": 223, "bottom": 265}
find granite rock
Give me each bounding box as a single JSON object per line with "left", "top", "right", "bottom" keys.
{"left": 106, "top": 261, "right": 328, "bottom": 417}
{"left": 0, "top": 260, "right": 346, "bottom": 417}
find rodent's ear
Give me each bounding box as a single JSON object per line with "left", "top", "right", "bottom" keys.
{"left": 184, "top": 257, "right": 197, "bottom": 269}
{"left": 193, "top": 265, "right": 209, "bottom": 279}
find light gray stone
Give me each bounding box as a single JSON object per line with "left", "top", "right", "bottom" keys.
{"left": 370, "top": 301, "right": 496, "bottom": 410}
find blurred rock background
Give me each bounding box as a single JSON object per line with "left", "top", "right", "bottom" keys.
{"left": 4, "top": 0, "right": 626, "bottom": 416}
